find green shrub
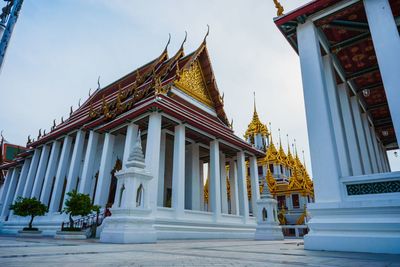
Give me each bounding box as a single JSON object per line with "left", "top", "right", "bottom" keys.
{"left": 62, "top": 190, "right": 99, "bottom": 230}
{"left": 10, "top": 197, "right": 48, "bottom": 230}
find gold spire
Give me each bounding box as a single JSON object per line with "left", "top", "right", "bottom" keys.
{"left": 265, "top": 133, "right": 279, "bottom": 163}
{"left": 244, "top": 92, "right": 269, "bottom": 139}
{"left": 278, "top": 129, "right": 287, "bottom": 165}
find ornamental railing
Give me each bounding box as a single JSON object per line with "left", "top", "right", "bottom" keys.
{"left": 61, "top": 210, "right": 111, "bottom": 237}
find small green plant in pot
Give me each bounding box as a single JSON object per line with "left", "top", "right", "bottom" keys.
{"left": 62, "top": 190, "right": 100, "bottom": 231}
{"left": 10, "top": 197, "right": 48, "bottom": 231}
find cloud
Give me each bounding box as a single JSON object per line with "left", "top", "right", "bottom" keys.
{"left": 0, "top": 0, "right": 398, "bottom": 172}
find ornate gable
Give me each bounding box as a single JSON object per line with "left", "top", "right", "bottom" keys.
{"left": 174, "top": 60, "right": 214, "bottom": 108}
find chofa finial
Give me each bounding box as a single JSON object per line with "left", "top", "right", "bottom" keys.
{"left": 164, "top": 33, "right": 171, "bottom": 52}
{"left": 273, "top": 0, "right": 284, "bottom": 16}
{"left": 203, "top": 24, "right": 210, "bottom": 43}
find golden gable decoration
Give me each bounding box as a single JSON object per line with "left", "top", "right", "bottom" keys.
{"left": 174, "top": 60, "right": 214, "bottom": 107}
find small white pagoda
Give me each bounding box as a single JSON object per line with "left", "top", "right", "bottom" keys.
{"left": 254, "top": 178, "right": 283, "bottom": 240}
{"left": 100, "top": 131, "right": 157, "bottom": 243}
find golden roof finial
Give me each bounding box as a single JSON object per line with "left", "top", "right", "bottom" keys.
{"left": 253, "top": 91, "right": 257, "bottom": 113}
{"left": 244, "top": 94, "right": 269, "bottom": 139}
{"left": 273, "top": 0, "right": 284, "bottom": 16}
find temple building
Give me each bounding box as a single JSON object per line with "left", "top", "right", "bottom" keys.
{"left": 244, "top": 102, "right": 314, "bottom": 237}
{"left": 274, "top": 0, "right": 400, "bottom": 254}
{"left": 0, "top": 36, "right": 268, "bottom": 239}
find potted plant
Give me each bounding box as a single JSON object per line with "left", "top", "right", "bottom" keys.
{"left": 55, "top": 190, "right": 99, "bottom": 239}
{"left": 9, "top": 197, "right": 48, "bottom": 236}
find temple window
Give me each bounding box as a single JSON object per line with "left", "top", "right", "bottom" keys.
{"left": 292, "top": 194, "right": 300, "bottom": 209}
{"left": 258, "top": 166, "right": 263, "bottom": 175}
{"left": 136, "top": 184, "right": 144, "bottom": 208}
{"left": 262, "top": 208, "right": 267, "bottom": 221}
{"left": 277, "top": 195, "right": 286, "bottom": 209}
{"left": 269, "top": 164, "right": 273, "bottom": 173}
{"left": 118, "top": 184, "right": 125, "bottom": 207}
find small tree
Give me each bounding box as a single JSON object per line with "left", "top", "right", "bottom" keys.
{"left": 62, "top": 190, "right": 99, "bottom": 230}
{"left": 9, "top": 197, "right": 48, "bottom": 230}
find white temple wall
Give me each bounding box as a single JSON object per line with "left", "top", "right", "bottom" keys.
{"left": 76, "top": 137, "right": 89, "bottom": 191}
{"left": 88, "top": 134, "right": 105, "bottom": 201}
{"left": 163, "top": 134, "right": 174, "bottom": 207}
{"left": 184, "top": 144, "right": 193, "bottom": 210}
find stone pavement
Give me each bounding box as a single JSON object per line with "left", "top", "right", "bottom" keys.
{"left": 0, "top": 235, "right": 399, "bottom": 267}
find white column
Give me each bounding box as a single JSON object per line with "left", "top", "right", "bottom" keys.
{"left": 31, "top": 144, "right": 51, "bottom": 198}
{"left": 383, "top": 148, "right": 391, "bottom": 172}
{"left": 0, "top": 169, "right": 13, "bottom": 214}
{"left": 380, "top": 145, "right": 390, "bottom": 172}
{"left": 145, "top": 112, "right": 162, "bottom": 212}
{"left": 364, "top": 0, "right": 400, "bottom": 144}
{"left": 64, "top": 131, "right": 86, "bottom": 197}
{"left": 297, "top": 20, "right": 341, "bottom": 202}
{"left": 93, "top": 133, "right": 115, "bottom": 207}
{"left": 40, "top": 141, "right": 61, "bottom": 206}
{"left": 350, "top": 97, "right": 372, "bottom": 174}
{"left": 229, "top": 159, "right": 239, "bottom": 215}
{"left": 199, "top": 160, "right": 204, "bottom": 211}
{"left": 49, "top": 136, "right": 73, "bottom": 212}
{"left": 323, "top": 55, "right": 351, "bottom": 177}
{"left": 191, "top": 143, "right": 201, "bottom": 211}
{"left": 172, "top": 124, "right": 185, "bottom": 216}
{"left": 79, "top": 131, "right": 99, "bottom": 194}
{"left": 210, "top": 140, "right": 221, "bottom": 221}
{"left": 370, "top": 127, "right": 383, "bottom": 172}
{"left": 22, "top": 148, "right": 41, "bottom": 197}
{"left": 249, "top": 156, "right": 260, "bottom": 217}
{"left": 236, "top": 151, "right": 249, "bottom": 222}
{"left": 338, "top": 84, "right": 364, "bottom": 175}
{"left": 1, "top": 168, "right": 20, "bottom": 218}
{"left": 361, "top": 114, "right": 379, "bottom": 173}
{"left": 219, "top": 152, "right": 228, "bottom": 214}
{"left": 13, "top": 159, "right": 31, "bottom": 201}
{"left": 157, "top": 131, "right": 166, "bottom": 207}
{"left": 379, "top": 142, "right": 387, "bottom": 172}
{"left": 122, "top": 123, "right": 139, "bottom": 169}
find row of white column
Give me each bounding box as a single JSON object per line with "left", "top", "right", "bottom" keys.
{"left": 0, "top": 128, "right": 117, "bottom": 219}
{"left": 1, "top": 112, "right": 261, "bottom": 223}
{"left": 142, "top": 112, "right": 260, "bottom": 222}
{"left": 296, "top": 0, "right": 398, "bottom": 203}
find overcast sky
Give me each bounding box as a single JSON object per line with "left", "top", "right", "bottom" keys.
{"left": 0, "top": 0, "right": 398, "bottom": 172}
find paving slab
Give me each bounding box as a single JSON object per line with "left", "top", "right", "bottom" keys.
{"left": 0, "top": 235, "right": 399, "bottom": 266}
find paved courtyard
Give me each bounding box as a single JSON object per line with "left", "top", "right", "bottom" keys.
{"left": 0, "top": 235, "right": 399, "bottom": 267}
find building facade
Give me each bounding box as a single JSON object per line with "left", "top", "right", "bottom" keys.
{"left": 275, "top": 0, "right": 400, "bottom": 254}
{"left": 0, "top": 39, "right": 265, "bottom": 239}
{"left": 244, "top": 105, "right": 314, "bottom": 237}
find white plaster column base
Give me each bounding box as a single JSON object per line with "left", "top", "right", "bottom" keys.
{"left": 255, "top": 223, "right": 284, "bottom": 240}
{"left": 100, "top": 209, "right": 157, "bottom": 244}
{"left": 304, "top": 200, "right": 400, "bottom": 254}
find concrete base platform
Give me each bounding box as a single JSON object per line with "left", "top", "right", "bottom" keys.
{"left": 17, "top": 230, "right": 43, "bottom": 238}
{"left": 54, "top": 230, "right": 87, "bottom": 240}
{"left": 254, "top": 223, "right": 284, "bottom": 240}
{"left": 305, "top": 199, "right": 400, "bottom": 254}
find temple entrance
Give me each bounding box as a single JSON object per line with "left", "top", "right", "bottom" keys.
{"left": 107, "top": 158, "right": 122, "bottom": 207}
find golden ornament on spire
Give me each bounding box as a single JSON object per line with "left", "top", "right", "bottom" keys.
{"left": 273, "top": 0, "right": 284, "bottom": 16}
{"left": 244, "top": 92, "right": 269, "bottom": 139}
